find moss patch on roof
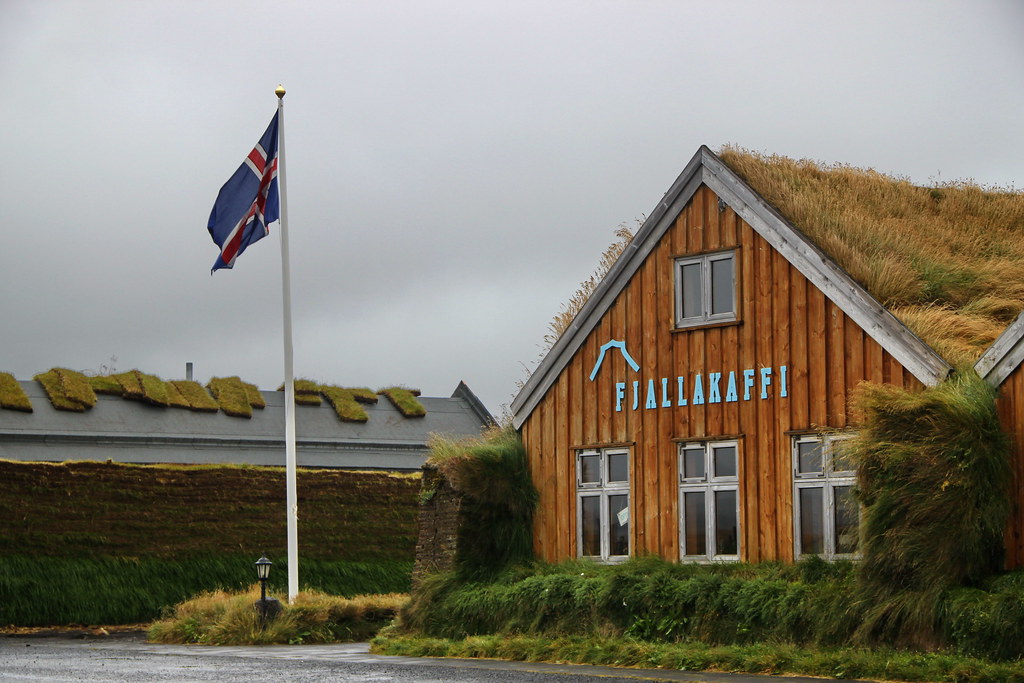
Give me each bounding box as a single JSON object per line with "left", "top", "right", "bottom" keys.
{"left": 89, "top": 375, "right": 124, "bottom": 396}
{"left": 0, "top": 373, "right": 32, "bottom": 412}
{"left": 114, "top": 370, "right": 171, "bottom": 406}
{"left": 718, "top": 146, "right": 1024, "bottom": 365}
{"left": 169, "top": 380, "right": 220, "bottom": 412}
{"left": 207, "top": 376, "right": 261, "bottom": 418}
{"left": 34, "top": 368, "right": 97, "bottom": 412}
{"left": 379, "top": 387, "right": 426, "bottom": 418}
{"left": 320, "top": 386, "right": 374, "bottom": 422}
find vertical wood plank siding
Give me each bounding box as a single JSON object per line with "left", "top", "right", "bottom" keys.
{"left": 522, "top": 185, "right": 924, "bottom": 563}
{"left": 996, "top": 365, "right": 1024, "bottom": 569}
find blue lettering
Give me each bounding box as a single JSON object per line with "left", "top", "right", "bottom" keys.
{"left": 725, "top": 371, "right": 738, "bottom": 402}
{"left": 660, "top": 378, "right": 672, "bottom": 407}
{"left": 780, "top": 365, "right": 788, "bottom": 397}
{"left": 692, "top": 373, "right": 705, "bottom": 405}
{"left": 760, "top": 367, "right": 772, "bottom": 399}
{"left": 615, "top": 382, "right": 626, "bottom": 412}
{"left": 708, "top": 372, "right": 722, "bottom": 403}
{"left": 677, "top": 376, "right": 687, "bottom": 406}
{"left": 646, "top": 379, "right": 657, "bottom": 409}
{"left": 632, "top": 380, "right": 639, "bottom": 410}
{"left": 743, "top": 369, "right": 755, "bottom": 400}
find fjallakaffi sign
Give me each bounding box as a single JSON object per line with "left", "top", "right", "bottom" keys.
{"left": 590, "top": 340, "right": 788, "bottom": 412}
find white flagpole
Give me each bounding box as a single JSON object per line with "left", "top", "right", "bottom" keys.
{"left": 275, "top": 84, "right": 299, "bottom": 604}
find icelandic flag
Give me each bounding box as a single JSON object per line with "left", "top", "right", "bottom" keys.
{"left": 207, "top": 112, "right": 280, "bottom": 272}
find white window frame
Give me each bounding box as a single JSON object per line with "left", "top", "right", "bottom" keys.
{"left": 674, "top": 250, "right": 737, "bottom": 328}
{"left": 678, "top": 440, "right": 740, "bottom": 562}
{"left": 576, "top": 448, "right": 630, "bottom": 563}
{"left": 792, "top": 434, "right": 858, "bottom": 560}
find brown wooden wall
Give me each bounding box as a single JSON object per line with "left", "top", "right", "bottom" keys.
{"left": 521, "top": 185, "right": 924, "bottom": 563}
{"left": 996, "top": 365, "right": 1024, "bottom": 569}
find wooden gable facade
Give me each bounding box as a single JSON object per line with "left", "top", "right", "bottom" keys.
{"left": 512, "top": 147, "right": 954, "bottom": 565}
{"left": 977, "top": 314, "right": 1024, "bottom": 568}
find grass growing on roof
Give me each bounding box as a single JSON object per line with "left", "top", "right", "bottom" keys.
{"left": 379, "top": 387, "right": 426, "bottom": 417}
{"left": 170, "top": 380, "right": 220, "bottom": 412}
{"left": 0, "top": 373, "right": 32, "bottom": 412}
{"left": 89, "top": 375, "right": 124, "bottom": 395}
{"left": 320, "top": 386, "right": 370, "bottom": 422}
{"left": 718, "top": 146, "right": 1024, "bottom": 365}
{"left": 207, "top": 376, "right": 257, "bottom": 418}
{"left": 34, "top": 368, "right": 96, "bottom": 412}
{"left": 114, "top": 370, "right": 170, "bottom": 406}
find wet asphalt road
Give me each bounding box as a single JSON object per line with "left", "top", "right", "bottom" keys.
{"left": 0, "top": 636, "right": 849, "bottom": 682}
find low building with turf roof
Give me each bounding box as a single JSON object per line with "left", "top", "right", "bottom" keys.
{"left": 0, "top": 372, "right": 491, "bottom": 471}
{"left": 511, "top": 145, "right": 1024, "bottom": 566}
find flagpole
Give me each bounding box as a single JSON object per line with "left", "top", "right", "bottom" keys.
{"left": 275, "top": 84, "right": 299, "bottom": 604}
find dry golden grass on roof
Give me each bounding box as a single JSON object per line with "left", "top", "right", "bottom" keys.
{"left": 718, "top": 146, "right": 1024, "bottom": 365}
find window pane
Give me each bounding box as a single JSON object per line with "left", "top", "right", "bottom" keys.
{"left": 712, "top": 445, "right": 737, "bottom": 478}
{"left": 683, "top": 491, "right": 706, "bottom": 556}
{"left": 608, "top": 494, "right": 629, "bottom": 556}
{"left": 681, "top": 263, "right": 702, "bottom": 319}
{"left": 682, "top": 447, "right": 705, "bottom": 479}
{"left": 797, "top": 441, "right": 823, "bottom": 475}
{"left": 580, "top": 454, "right": 601, "bottom": 484}
{"left": 714, "top": 489, "right": 738, "bottom": 556}
{"left": 831, "top": 441, "right": 854, "bottom": 473}
{"left": 580, "top": 496, "right": 601, "bottom": 557}
{"left": 799, "top": 487, "right": 824, "bottom": 555}
{"left": 834, "top": 485, "right": 858, "bottom": 554}
{"left": 608, "top": 453, "right": 629, "bottom": 483}
{"left": 710, "top": 256, "right": 734, "bottom": 315}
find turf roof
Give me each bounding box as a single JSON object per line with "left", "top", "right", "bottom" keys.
{"left": 718, "top": 146, "right": 1024, "bottom": 366}
{"left": 10, "top": 367, "right": 430, "bottom": 421}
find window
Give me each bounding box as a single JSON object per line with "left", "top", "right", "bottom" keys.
{"left": 679, "top": 440, "right": 740, "bottom": 561}
{"left": 793, "top": 434, "right": 858, "bottom": 559}
{"left": 674, "top": 251, "right": 736, "bottom": 327}
{"left": 577, "top": 448, "right": 629, "bottom": 562}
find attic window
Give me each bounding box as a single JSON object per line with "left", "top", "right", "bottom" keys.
{"left": 674, "top": 250, "right": 736, "bottom": 328}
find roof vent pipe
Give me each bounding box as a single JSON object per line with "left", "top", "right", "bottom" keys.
{"left": 186, "top": 362, "right": 193, "bottom": 381}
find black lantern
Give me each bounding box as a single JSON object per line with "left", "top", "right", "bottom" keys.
{"left": 255, "top": 555, "right": 272, "bottom": 602}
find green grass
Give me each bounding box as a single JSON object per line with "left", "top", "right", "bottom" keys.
{"left": 379, "top": 387, "right": 426, "bottom": 417}
{"left": 207, "top": 376, "right": 256, "bottom": 417}
{"left": 34, "top": 368, "right": 96, "bottom": 412}
{"left": 320, "top": 386, "right": 370, "bottom": 422}
{"left": 0, "top": 555, "right": 413, "bottom": 626}
{"left": 148, "top": 587, "right": 407, "bottom": 645}
{"left": 371, "top": 633, "right": 1024, "bottom": 683}
{"left": 0, "top": 372, "right": 32, "bottom": 412}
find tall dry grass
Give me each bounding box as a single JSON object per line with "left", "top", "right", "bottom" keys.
{"left": 719, "top": 146, "right": 1024, "bottom": 364}
{"left": 148, "top": 585, "right": 407, "bottom": 645}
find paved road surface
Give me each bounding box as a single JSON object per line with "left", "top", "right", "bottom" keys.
{"left": 0, "top": 636, "right": 853, "bottom": 682}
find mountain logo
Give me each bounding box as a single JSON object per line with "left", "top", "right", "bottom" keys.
{"left": 589, "top": 339, "right": 640, "bottom": 381}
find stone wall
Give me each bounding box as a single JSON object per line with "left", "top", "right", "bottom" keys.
{"left": 411, "top": 463, "right": 464, "bottom": 585}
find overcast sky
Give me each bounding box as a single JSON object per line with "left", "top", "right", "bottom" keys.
{"left": 2, "top": 1, "right": 1022, "bottom": 416}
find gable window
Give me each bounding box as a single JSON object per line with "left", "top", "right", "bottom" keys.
{"left": 675, "top": 250, "right": 736, "bottom": 328}
{"left": 679, "top": 440, "right": 739, "bottom": 561}
{"left": 793, "top": 434, "right": 858, "bottom": 560}
{"left": 577, "top": 448, "right": 629, "bottom": 562}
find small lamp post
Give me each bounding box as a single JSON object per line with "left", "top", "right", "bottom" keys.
{"left": 255, "top": 555, "right": 272, "bottom": 602}
{"left": 253, "top": 555, "right": 282, "bottom": 626}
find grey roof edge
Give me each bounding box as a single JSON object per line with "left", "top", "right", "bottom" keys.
{"left": 511, "top": 146, "right": 953, "bottom": 429}
{"left": 451, "top": 381, "right": 495, "bottom": 426}
{"left": 975, "top": 311, "right": 1024, "bottom": 387}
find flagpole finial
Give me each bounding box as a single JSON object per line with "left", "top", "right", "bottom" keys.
{"left": 275, "top": 84, "right": 286, "bottom": 99}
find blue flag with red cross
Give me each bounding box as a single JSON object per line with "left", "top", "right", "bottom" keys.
{"left": 207, "top": 112, "right": 280, "bottom": 272}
